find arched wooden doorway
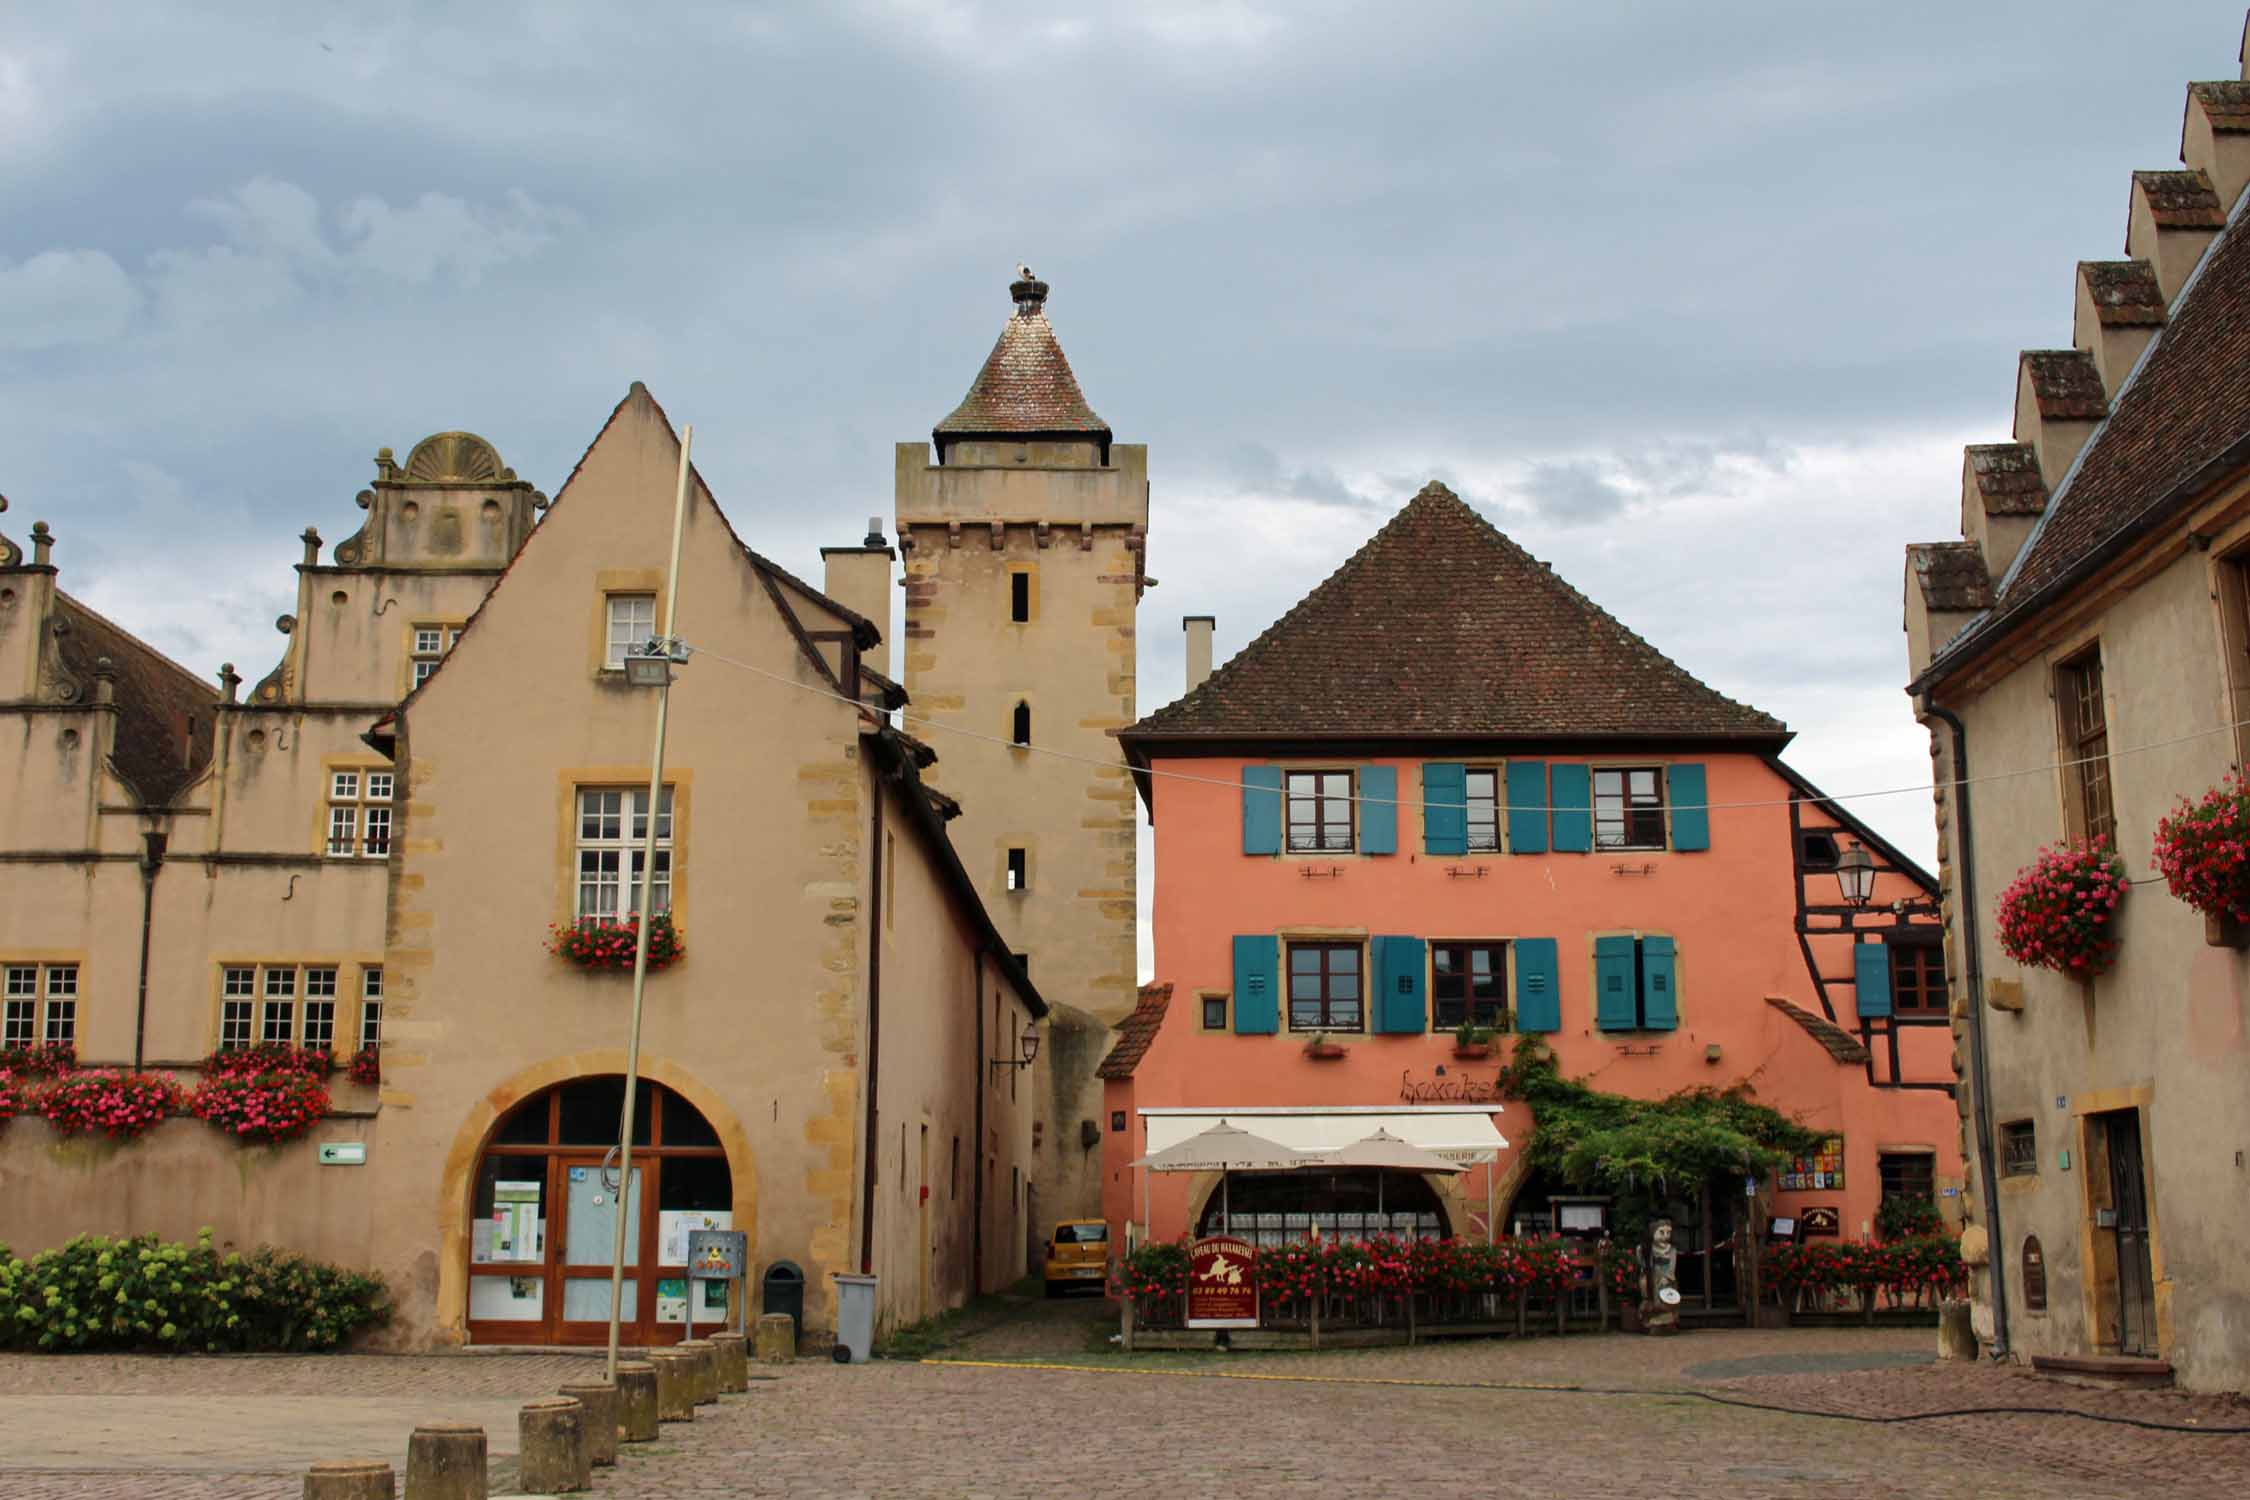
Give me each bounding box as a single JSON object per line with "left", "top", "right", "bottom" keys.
{"left": 466, "top": 1076, "right": 732, "bottom": 1347}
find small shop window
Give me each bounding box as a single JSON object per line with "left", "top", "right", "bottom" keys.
{"left": 1287, "top": 941, "right": 1362, "bottom": 1031}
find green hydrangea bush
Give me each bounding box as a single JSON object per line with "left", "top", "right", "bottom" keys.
{"left": 0, "top": 1229, "right": 388, "bottom": 1351}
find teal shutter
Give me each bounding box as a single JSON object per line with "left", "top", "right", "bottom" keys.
{"left": 1373, "top": 936, "right": 1427, "bottom": 1033}
{"left": 1242, "top": 766, "right": 1282, "bottom": 855}
{"left": 1668, "top": 763, "right": 1710, "bottom": 851}
{"left": 1361, "top": 766, "right": 1398, "bottom": 855}
{"left": 1640, "top": 935, "right": 1678, "bottom": 1030}
{"left": 1232, "top": 935, "right": 1278, "bottom": 1033}
{"left": 1854, "top": 941, "right": 1893, "bottom": 1019}
{"left": 1506, "top": 762, "right": 1548, "bottom": 855}
{"left": 1550, "top": 764, "right": 1592, "bottom": 853}
{"left": 1513, "top": 938, "right": 1559, "bottom": 1032}
{"left": 1594, "top": 935, "right": 1638, "bottom": 1031}
{"left": 1422, "top": 762, "right": 1468, "bottom": 856}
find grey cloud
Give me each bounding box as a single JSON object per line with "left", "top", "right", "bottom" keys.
{"left": 1517, "top": 460, "right": 1629, "bottom": 525}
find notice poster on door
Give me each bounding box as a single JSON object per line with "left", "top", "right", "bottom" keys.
{"left": 490, "top": 1181, "right": 543, "bottom": 1262}
{"left": 658, "top": 1210, "right": 731, "bottom": 1266}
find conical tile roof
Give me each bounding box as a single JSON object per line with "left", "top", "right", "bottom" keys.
{"left": 1126, "top": 483, "right": 1785, "bottom": 742}
{"left": 934, "top": 273, "right": 1110, "bottom": 443}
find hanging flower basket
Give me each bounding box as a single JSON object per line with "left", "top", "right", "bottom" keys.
{"left": 547, "top": 912, "right": 684, "bottom": 972}
{"left": 2152, "top": 773, "right": 2250, "bottom": 946}
{"left": 1995, "top": 837, "right": 2129, "bottom": 978}
{"left": 1303, "top": 1034, "right": 1346, "bottom": 1059}
{"left": 189, "top": 1072, "right": 332, "bottom": 1144}
{"left": 203, "top": 1043, "right": 332, "bottom": 1080}
{"left": 37, "top": 1071, "right": 181, "bottom": 1140}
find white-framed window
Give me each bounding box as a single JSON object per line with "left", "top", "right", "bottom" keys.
{"left": 262, "top": 966, "right": 297, "bottom": 1043}
{"left": 359, "top": 967, "right": 383, "bottom": 1049}
{"left": 1465, "top": 768, "right": 1501, "bottom": 853}
{"left": 410, "top": 624, "right": 461, "bottom": 688}
{"left": 575, "top": 786, "right": 674, "bottom": 917}
{"left": 326, "top": 768, "right": 396, "bottom": 858}
{"left": 3, "top": 967, "right": 78, "bottom": 1052}
{"left": 605, "top": 594, "right": 657, "bottom": 669}
{"left": 301, "top": 967, "right": 338, "bottom": 1050}
{"left": 220, "top": 967, "right": 256, "bottom": 1050}
{"left": 3, "top": 964, "right": 76, "bottom": 1049}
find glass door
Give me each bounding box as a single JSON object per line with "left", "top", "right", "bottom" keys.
{"left": 557, "top": 1155, "right": 646, "bottom": 1344}
{"left": 467, "top": 1155, "right": 553, "bottom": 1338}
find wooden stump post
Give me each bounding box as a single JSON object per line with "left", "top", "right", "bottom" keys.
{"left": 678, "top": 1339, "right": 719, "bottom": 1405}
{"left": 614, "top": 1361, "right": 659, "bottom": 1443}
{"left": 650, "top": 1351, "right": 696, "bottom": 1423}
{"left": 516, "top": 1398, "right": 588, "bottom": 1495}
{"left": 304, "top": 1459, "right": 395, "bottom": 1499}
{"left": 557, "top": 1381, "right": 618, "bottom": 1468}
{"left": 753, "top": 1312, "right": 796, "bottom": 1364}
{"left": 403, "top": 1421, "right": 486, "bottom": 1500}
{"left": 709, "top": 1331, "right": 750, "bottom": 1392}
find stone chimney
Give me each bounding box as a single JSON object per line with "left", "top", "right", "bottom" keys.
{"left": 821, "top": 518, "right": 896, "bottom": 683}
{"left": 2072, "top": 260, "right": 2166, "bottom": 396}
{"left": 1183, "top": 615, "right": 1215, "bottom": 694}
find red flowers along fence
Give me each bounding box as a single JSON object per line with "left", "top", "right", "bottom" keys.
{"left": 547, "top": 911, "right": 685, "bottom": 972}
{"left": 1996, "top": 836, "right": 2128, "bottom": 976}
{"left": 1765, "top": 1235, "right": 1967, "bottom": 1318}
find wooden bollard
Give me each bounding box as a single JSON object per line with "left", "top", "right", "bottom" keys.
{"left": 650, "top": 1350, "right": 695, "bottom": 1422}
{"left": 753, "top": 1312, "right": 796, "bottom": 1364}
{"left": 678, "top": 1339, "right": 719, "bottom": 1405}
{"left": 404, "top": 1421, "right": 486, "bottom": 1500}
{"left": 709, "top": 1331, "right": 749, "bottom": 1392}
{"left": 517, "top": 1397, "right": 588, "bottom": 1495}
{"left": 305, "top": 1458, "right": 396, "bottom": 1499}
{"left": 615, "top": 1361, "right": 659, "bottom": 1443}
{"left": 557, "top": 1380, "right": 618, "bottom": 1467}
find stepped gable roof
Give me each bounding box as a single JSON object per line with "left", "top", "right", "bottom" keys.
{"left": 1909, "top": 542, "right": 1995, "bottom": 613}
{"left": 1124, "top": 483, "right": 1785, "bottom": 744}
{"left": 933, "top": 272, "right": 1110, "bottom": 443}
{"left": 2134, "top": 168, "right": 2227, "bottom": 228}
{"left": 1967, "top": 443, "right": 2050, "bottom": 515}
{"left": 2080, "top": 261, "right": 2167, "bottom": 327}
{"left": 51, "top": 592, "right": 217, "bottom": 805}
{"left": 1096, "top": 983, "right": 1173, "bottom": 1081}
{"left": 1982, "top": 198, "right": 2250, "bottom": 618}
{"left": 2021, "top": 349, "right": 2109, "bottom": 421}
{"left": 2188, "top": 80, "right": 2250, "bottom": 133}
{"left": 1764, "top": 997, "right": 1871, "bottom": 1065}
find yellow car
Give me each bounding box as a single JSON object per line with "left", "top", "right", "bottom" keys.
{"left": 1043, "top": 1219, "right": 1111, "bottom": 1297}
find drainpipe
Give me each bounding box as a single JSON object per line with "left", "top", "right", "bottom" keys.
{"left": 1925, "top": 702, "right": 2009, "bottom": 1358}
{"left": 860, "top": 772, "right": 885, "bottom": 1276}
{"left": 972, "top": 954, "right": 987, "bottom": 1297}
{"left": 131, "top": 830, "right": 166, "bottom": 1069}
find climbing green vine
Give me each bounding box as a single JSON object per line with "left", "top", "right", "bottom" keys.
{"left": 1500, "top": 1035, "right": 1827, "bottom": 1237}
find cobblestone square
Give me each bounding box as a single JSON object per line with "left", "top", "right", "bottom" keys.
{"left": 2, "top": 1302, "right": 2244, "bottom": 1499}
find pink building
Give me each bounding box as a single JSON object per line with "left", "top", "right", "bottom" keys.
{"left": 1103, "top": 485, "right": 1961, "bottom": 1303}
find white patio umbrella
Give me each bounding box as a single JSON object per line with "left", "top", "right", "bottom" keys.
{"left": 1314, "top": 1127, "right": 1467, "bottom": 1227}
{"left": 1131, "top": 1119, "right": 1307, "bottom": 1233}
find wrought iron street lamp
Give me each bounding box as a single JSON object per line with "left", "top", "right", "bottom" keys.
{"left": 989, "top": 1019, "right": 1040, "bottom": 1081}
{"left": 1836, "top": 839, "right": 1877, "bottom": 908}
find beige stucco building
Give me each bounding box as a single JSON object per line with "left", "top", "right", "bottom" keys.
{"left": 1902, "top": 23, "right": 2250, "bottom": 1392}
{"left": 0, "top": 384, "right": 1042, "bottom": 1349}
{"left": 894, "top": 271, "right": 1148, "bottom": 1237}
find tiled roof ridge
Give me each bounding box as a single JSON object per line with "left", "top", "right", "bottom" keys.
{"left": 1764, "top": 995, "right": 1871, "bottom": 1065}
{"left": 1095, "top": 981, "right": 1174, "bottom": 1080}
{"left": 53, "top": 589, "right": 218, "bottom": 703}
{"left": 1134, "top": 481, "right": 1782, "bottom": 738}
{"left": 2078, "top": 260, "right": 2168, "bottom": 327}
{"left": 1908, "top": 541, "right": 1996, "bottom": 613}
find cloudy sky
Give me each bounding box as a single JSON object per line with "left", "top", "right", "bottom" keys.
{"left": 4, "top": 3, "right": 2240, "bottom": 937}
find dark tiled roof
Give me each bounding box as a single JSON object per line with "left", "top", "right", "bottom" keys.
{"left": 934, "top": 278, "right": 1109, "bottom": 442}
{"left": 1125, "top": 483, "right": 1784, "bottom": 742}
{"left": 2134, "top": 168, "right": 2226, "bottom": 229}
{"left": 1765, "top": 996, "right": 1870, "bottom": 1065}
{"left": 51, "top": 592, "right": 217, "bottom": 805}
{"left": 1096, "top": 983, "right": 1173, "bottom": 1080}
{"left": 1909, "top": 542, "right": 1995, "bottom": 613}
{"left": 2190, "top": 80, "right": 2250, "bottom": 132}
{"left": 1965, "top": 443, "right": 2050, "bottom": 516}
{"left": 2020, "top": 349, "right": 2108, "bottom": 422}
{"left": 2079, "top": 260, "right": 2167, "bottom": 327}
{"left": 1992, "top": 202, "right": 2250, "bottom": 610}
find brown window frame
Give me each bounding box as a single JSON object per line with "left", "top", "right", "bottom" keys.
{"left": 1286, "top": 940, "right": 1363, "bottom": 1032}
{"left": 1889, "top": 940, "right": 1948, "bottom": 1017}
{"left": 2056, "top": 646, "right": 2116, "bottom": 847}
{"left": 1877, "top": 1151, "right": 1936, "bottom": 1202}
{"left": 1284, "top": 770, "right": 1355, "bottom": 854}
{"left": 2218, "top": 548, "right": 2250, "bottom": 766}
{"left": 1200, "top": 992, "right": 1228, "bottom": 1030}
{"left": 1431, "top": 941, "right": 1509, "bottom": 1030}
{"left": 1464, "top": 768, "right": 1501, "bottom": 853}
{"left": 1593, "top": 766, "right": 1666, "bottom": 851}
{"left": 2000, "top": 1120, "right": 2038, "bottom": 1177}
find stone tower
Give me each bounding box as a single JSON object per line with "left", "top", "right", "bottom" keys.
{"left": 896, "top": 270, "right": 1146, "bottom": 1224}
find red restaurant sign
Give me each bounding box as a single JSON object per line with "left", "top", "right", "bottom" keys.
{"left": 1186, "top": 1234, "right": 1259, "bottom": 1329}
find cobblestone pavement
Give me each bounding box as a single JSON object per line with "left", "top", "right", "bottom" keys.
{"left": 3, "top": 1321, "right": 2246, "bottom": 1499}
